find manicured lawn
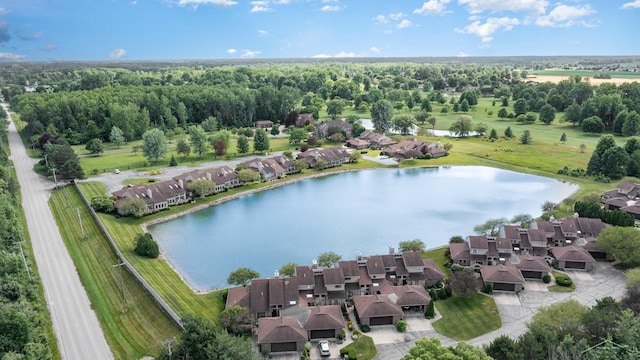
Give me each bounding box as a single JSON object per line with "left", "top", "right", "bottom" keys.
{"left": 49, "top": 186, "right": 181, "bottom": 360}
{"left": 548, "top": 271, "right": 575, "bottom": 292}
{"left": 433, "top": 293, "right": 501, "bottom": 341}
{"left": 340, "top": 335, "right": 377, "bottom": 360}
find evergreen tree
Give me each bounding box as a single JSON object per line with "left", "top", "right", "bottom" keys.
{"left": 520, "top": 130, "right": 532, "bottom": 144}
{"left": 425, "top": 300, "right": 435, "bottom": 319}
{"left": 560, "top": 132, "right": 567, "bottom": 143}
{"left": 253, "top": 129, "right": 270, "bottom": 152}
{"left": 489, "top": 128, "right": 498, "bottom": 141}
{"left": 237, "top": 135, "right": 250, "bottom": 154}
{"left": 169, "top": 154, "right": 178, "bottom": 166}
{"left": 504, "top": 126, "right": 514, "bottom": 138}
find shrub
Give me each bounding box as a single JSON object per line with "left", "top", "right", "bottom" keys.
{"left": 338, "top": 330, "right": 346, "bottom": 340}
{"left": 425, "top": 300, "right": 435, "bottom": 319}
{"left": 444, "top": 286, "right": 452, "bottom": 298}
{"left": 450, "top": 264, "right": 464, "bottom": 272}
{"left": 396, "top": 319, "right": 407, "bottom": 332}
{"left": 340, "top": 348, "right": 357, "bottom": 359}
{"left": 542, "top": 275, "right": 551, "bottom": 283}
{"left": 429, "top": 288, "right": 438, "bottom": 300}
{"left": 134, "top": 233, "right": 160, "bottom": 258}
{"left": 482, "top": 283, "right": 493, "bottom": 294}
{"left": 555, "top": 275, "right": 573, "bottom": 287}
{"left": 360, "top": 324, "right": 370, "bottom": 333}
{"left": 91, "top": 195, "right": 115, "bottom": 213}
{"left": 437, "top": 288, "right": 447, "bottom": 300}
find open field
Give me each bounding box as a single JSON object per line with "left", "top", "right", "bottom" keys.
{"left": 433, "top": 293, "right": 501, "bottom": 341}
{"left": 531, "top": 75, "right": 638, "bottom": 86}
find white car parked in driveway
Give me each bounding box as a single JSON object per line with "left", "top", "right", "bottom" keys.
{"left": 318, "top": 340, "right": 330, "bottom": 357}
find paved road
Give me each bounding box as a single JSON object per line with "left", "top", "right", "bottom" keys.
{"left": 4, "top": 104, "right": 113, "bottom": 360}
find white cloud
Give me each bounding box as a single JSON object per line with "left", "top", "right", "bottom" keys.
{"left": 397, "top": 19, "right": 413, "bottom": 29}
{"left": 312, "top": 51, "right": 359, "bottom": 58}
{"left": 321, "top": 5, "right": 341, "bottom": 11}
{"left": 374, "top": 15, "right": 388, "bottom": 24}
{"left": 413, "top": 0, "right": 451, "bottom": 15}
{"left": 257, "top": 29, "right": 269, "bottom": 37}
{"left": 457, "top": 16, "right": 520, "bottom": 42}
{"left": 131, "top": 0, "right": 138, "bottom": 5}
{"left": 622, "top": 0, "right": 640, "bottom": 9}
{"left": 41, "top": 43, "right": 58, "bottom": 52}
{"left": 0, "top": 52, "right": 26, "bottom": 61}
{"left": 109, "top": 48, "right": 127, "bottom": 59}
{"left": 458, "top": 0, "right": 547, "bottom": 15}
{"left": 227, "top": 48, "right": 237, "bottom": 54}
{"left": 240, "top": 49, "right": 261, "bottom": 58}
{"left": 535, "top": 4, "right": 595, "bottom": 27}
{"left": 369, "top": 46, "right": 381, "bottom": 54}
{"left": 177, "top": 0, "right": 238, "bottom": 7}
{"left": 389, "top": 12, "right": 405, "bottom": 20}
{"left": 457, "top": 51, "right": 469, "bottom": 57}
{"left": 250, "top": 1, "right": 272, "bottom": 12}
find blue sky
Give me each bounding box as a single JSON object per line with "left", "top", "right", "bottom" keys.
{"left": 1, "top": 0, "right": 639, "bottom": 61}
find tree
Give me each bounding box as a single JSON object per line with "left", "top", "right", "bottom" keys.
{"left": 134, "top": 233, "right": 160, "bottom": 258}
{"left": 142, "top": 128, "right": 168, "bottom": 163}
{"left": 474, "top": 122, "right": 488, "bottom": 136}
{"left": 504, "top": 126, "right": 514, "bottom": 138}
{"left": 202, "top": 116, "right": 218, "bottom": 132}
{"left": 527, "top": 299, "right": 589, "bottom": 341}
{"left": 403, "top": 337, "right": 491, "bottom": 360}
{"left": 91, "top": 196, "right": 115, "bottom": 213}
{"left": 520, "top": 129, "right": 532, "bottom": 145}
{"left": 227, "top": 267, "right": 260, "bottom": 287}
{"left": 398, "top": 239, "right": 425, "bottom": 253}
{"left": 622, "top": 111, "right": 640, "bottom": 137}
{"left": 582, "top": 296, "right": 622, "bottom": 343}
{"left": 497, "top": 107, "right": 508, "bottom": 120}
{"left": 371, "top": 100, "right": 394, "bottom": 133}
{"left": 278, "top": 262, "right": 298, "bottom": 277}
{"left": 175, "top": 315, "right": 259, "bottom": 360}
{"left": 485, "top": 334, "right": 522, "bottom": 360}
{"left": 449, "top": 115, "right": 473, "bottom": 137}
{"left": 0, "top": 306, "right": 30, "bottom": 354}
{"left": 218, "top": 305, "right": 252, "bottom": 336}
{"left": 489, "top": 129, "right": 498, "bottom": 141}
{"left": 176, "top": 138, "right": 191, "bottom": 157}
{"left": 109, "top": 126, "right": 125, "bottom": 148}
{"left": 596, "top": 227, "right": 640, "bottom": 267}
{"left": 188, "top": 178, "right": 216, "bottom": 198}
{"left": 118, "top": 196, "right": 147, "bottom": 217}
{"left": 231, "top": 136, "right": 247, "bottom": 156}
{"left": 448, "top": 269, "right": 480, "bottom": 298}
{"left": 560, "top": 132, "right": 567, "bottom": 143}
{"left": 188, "top": 125, "right": 208, "bottom": 157}
{"left": 474, "top": 217, "right": 507, "bottom": 236}
{"left": 326, "top": 98, "right": 345, "bottom": 119}
{"left": 270, "top": 125, "right": 280, "bottom": 136}
{"left": 582, "top": 116, "right": 605, "bottom": 133}
{"left": 449, "top": 235, "right": 465, "bottom": 243}
{"left": 85, "top": 138, "right": 104, "bottom": 155}
{"left": 539, "top": 104, "right": 556, "bottom": 124}
{"left": 427, "top": 116, "right": 436, "bottom": 129}
{"left": 510, "top": 214, "right": 533, "bottom": 227}
{"left": 393, "top": 115, "right": 415, "bottom": 135}
{"left": 317, "top": 251, "right": 342, "bottom": 268}
{"left": 169, "top": 154, "right": 178, "bottom": 166}
{"left": 43, "top": 142, "right": 85, "bottom": 180}
{"left": 514, "top": 98, "right": 528, "bottom": 116}
{"left": 214, "top": 139, "right": 227, "bottom": 156}
{"left": 420, "top": 99, "right": 432, "bottom": 113}
{"left": 253, "top": 129, "right": 270, "bottom": 152}
{"left": 288, "top": 128, "right": 308, "bottom": 144}
{"left": 460, "top": 99, "right": 470, "bottom": 112}
{"left": 425, "top": 300, "right": 435, "bottom": 319}
{"left": 237, "top": 168, "right": 260, "bottom": 183}
{"left": 600, "top": 146, "right": 629, "bottom": 179}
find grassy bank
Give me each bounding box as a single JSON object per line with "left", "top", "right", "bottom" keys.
{"left": 49, "top": 186, "right": 181, "bottom": 359}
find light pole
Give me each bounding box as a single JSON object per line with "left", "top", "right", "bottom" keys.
{"left": 18, "top": 242, "right": 32, "bottom": 282}
{"left": 113, "top": 261, "right": 126, "bottom": 313}
{"left": 77, "top": 208, "right": 86, "bottom": 240}
{"left": 51, "top": 167, "right": 58, "bottom": 188}
{"left": 160, "top": 337, "right": 177, "bottom": 359}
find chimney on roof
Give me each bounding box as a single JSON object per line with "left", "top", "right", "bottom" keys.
{"left": 178, "top": 179, "right": 184, "bottom": 188}
{"left": 207, "top": 172, "right": 212, "bottom": 181}
{"left": 147, "top": 188, "right": 152, "bottom": 199}
{"left": 274, "top": 270, "right": 280, "bottom": 278}
{"left": 389, "top": 245, "right": 395, "bottom": 254}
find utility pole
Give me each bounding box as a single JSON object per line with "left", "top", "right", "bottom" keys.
{"left": 160, "top": 337, "right": 177, "bottom": 359}
{"left": 18, "top": 242, "right": 32, "bottom": 282}
{"left": 113, "top": 262, "right": 126, "bottom": 313}
{"left": 77, "top": 208, "right": 86, "bottom": 240}
{"left": 51, "top": 167, "right": 57, "bottom": 188}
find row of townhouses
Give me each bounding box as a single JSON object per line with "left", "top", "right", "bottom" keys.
{"left": 225, "top": 250, "right": 445, "bottom": 354}
{"left": 602, "top": 181, "right": 640, "bottom": 219}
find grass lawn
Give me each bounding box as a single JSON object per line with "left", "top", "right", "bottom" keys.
{"left": 548, "top": 271, "right": 575, "bottom": 293}
{"left": 433, "top": 293, "right": 501, "bottom": 341}
{"left": 49, "top": 185, "right": 181, "bottom": 360}
{"left": 340, "top": 335, "right": 377, "bottom": 360}
{"left": 421, "top": 246, "right": 451, "bottom": 277}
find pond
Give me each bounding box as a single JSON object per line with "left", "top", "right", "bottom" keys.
{"left": 149, "top": 166, "right": 578, "bottom": 291}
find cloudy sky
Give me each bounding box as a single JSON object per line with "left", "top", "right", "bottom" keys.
{"left": 0, "top": 0, "right": 638, "bottom": 61}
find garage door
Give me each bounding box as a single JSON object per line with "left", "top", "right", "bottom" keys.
{"left": 271, "top": 342, "right": 297, "bottom": 353}
{"left": 493, "top": 283, "right": 515, "bottom": 291}
{"left": 370, "top": 316, "right": 393, "bottom": 325}
{"left": 521, "top": 271, "right": 541, "bottom": 279}
{"left": 565, "top": 261, "right": 585, "bottom": 269}
{"left": 311, "top": 329, "right": 335, "bottom": 339}
{"left": 590, "top": 251, "right": 608, "bottom": 260}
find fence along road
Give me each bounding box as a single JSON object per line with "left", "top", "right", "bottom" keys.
{"left": 4, "top": 103, "right": 113, "bottom": 360}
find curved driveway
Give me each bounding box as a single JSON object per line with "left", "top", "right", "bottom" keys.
{"left": 4, "top": 104, "right": 113, "bottom": 360}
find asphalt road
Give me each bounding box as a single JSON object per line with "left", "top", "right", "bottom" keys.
{"left": 4, "top": 104, "right": 113, "bottom": 360}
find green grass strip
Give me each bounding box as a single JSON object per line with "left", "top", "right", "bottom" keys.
{"left": 49, "top": 186, "right": 181, "bottom": 359}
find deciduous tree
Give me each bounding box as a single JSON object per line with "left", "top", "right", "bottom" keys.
{"left": 237, "top": 135, "right": 250, "bottom": 154}
{"left": 317, "top": 251, "right": 342, "bottom": 268}
{"left": 142, "top": 128, "right": 168, "bottom": 163}
{"left": 398, "top": 239, "right": 425, "bottom": 253}
{"left": 227, "top": 267, "right": 260, "bottom": 287}
{"left": 371, "top": 100, "right": 394, "bottom": 133}
{"left": 85, "top": 138, "right": 104, "bottom": 155}
{"left": 449, "top": 115, "right": 473, "bottom": 137}
{"left": 109, "top": 126, "right": 125, "bottom": 148}
{"left": 448, "top": 269, "right": 480, "bottom": 298}
{"left": 597, "top": 227, "right": 640, "bottom": 267}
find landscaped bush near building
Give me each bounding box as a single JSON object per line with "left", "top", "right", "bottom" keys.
{"left": 429, "top": 288, "right": 438, "bottom": 300}
{"left": 543, "top": 275, "right": 551, "bottom": 283}
{"left": 425, "top": 300, "right": 435, "bottom": 319}
{"left": 437, "top": 288, "right": 447, "bottom": 300}
{"left": 555, "top": 275, "right": 573, "bottom": 287}
{"left": 360, "top": 324, "right": 370, "bottom": 333}
{"left": 396, "top": 319, "right": 407, "bottom": 332}
{"left": 482, "top": 283, "right": 493, "bottom": 295}
{"left": 90, "top": 195, "right": 115, "bottom": 213}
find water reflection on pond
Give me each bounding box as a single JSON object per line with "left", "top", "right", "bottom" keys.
{"left": 150, "top": 166, "right": 578, "bottom": 290}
